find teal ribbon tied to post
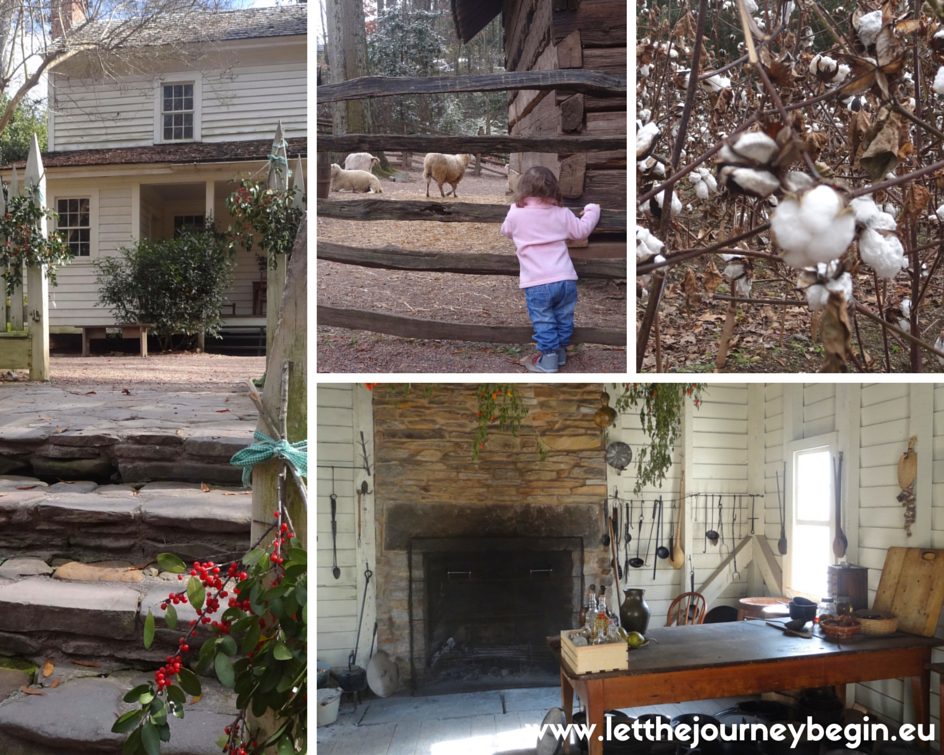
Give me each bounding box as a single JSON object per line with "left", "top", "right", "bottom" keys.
{"left": 230, "top": 431, "right": 308, "bottom": 488}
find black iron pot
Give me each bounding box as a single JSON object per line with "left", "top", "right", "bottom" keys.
{"left": 331, "top": 665, "right": 367, "bottom": 692}
{"left": 788, "top": 602, "right": 817, "bottom": 622}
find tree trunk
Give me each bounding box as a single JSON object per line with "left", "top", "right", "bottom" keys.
{"left": 326, "top": 0, "right": 371, "bottom": 138}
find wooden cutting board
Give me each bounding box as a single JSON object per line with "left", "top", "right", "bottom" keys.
{"left": 872, "top": 547, "right": 944, "bottom": 637}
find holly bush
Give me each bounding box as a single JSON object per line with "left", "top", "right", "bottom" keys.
{"left": 0, "top": 191, "right": 71, "bottom": 296}
{"left": 114, "top": 512, "right": 307, "bottom": 755}
{"left": 225, "top": 178, "right": 304, "bottom": 268}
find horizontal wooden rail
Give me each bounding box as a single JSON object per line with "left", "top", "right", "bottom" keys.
{"left": 318, "top": 305, "right": 627, "bottom": 346}
{"left": 317, "top": 71, "right": 627, "bottom": 104}
{"left": 317, "top": 134, "right": 626, "bottom": 154}
{"left": 316, "top": 200, "right": 627, "bottom": 232}
{"left": 318, "top": 242, "right": 627, "bottom": 279}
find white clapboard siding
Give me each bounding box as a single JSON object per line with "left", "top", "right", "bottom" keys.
{"left": 49, "top": 187, "right": 133, "bottom": 327}
{"left": 316, "top": 385, "right": 376, "bottom": 670}
{"left": 52, "top": 55, "right": 307, "bottom": 151}
{"left": 608, "top": 384, "right": 752, "bottom": 617}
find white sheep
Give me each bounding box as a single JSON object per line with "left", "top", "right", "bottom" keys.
{"left": 344, "top": 152, "right": 380, "bottom": 173}
{"left": 330, "top": 163, "right": 382, "bottom": 194}
{"left": 423, "top": 153, "right": 472, "bottom": 198}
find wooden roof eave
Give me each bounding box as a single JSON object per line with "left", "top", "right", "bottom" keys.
{"left": 450, "top": 0, "right": 503, "bottom": 43}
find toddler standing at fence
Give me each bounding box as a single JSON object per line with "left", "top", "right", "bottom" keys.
{"left": 500, "top": 166, "right": 601, "bottom": 373}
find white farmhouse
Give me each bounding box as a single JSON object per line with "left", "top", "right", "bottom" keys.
{"left": 5, "top": 2, "right": 307, "bottom": 349}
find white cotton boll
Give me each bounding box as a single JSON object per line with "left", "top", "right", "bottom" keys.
{"left": 735, "top": 276, "right": 753, "bottom": 298}
{"left": 636, "top": 121, "right": 661, "bottom": 159}
{"left": 638, "top": 108, "right": 651, "bottom": 122}
{"left": 772, "top": 186, "right": 855, "bottom": 267}
{"left": 636, "top": 226, "right": 664, "bottom": 259}
{"left": 743, "top": 0, "right": 758, "bottom": 12}
{"left": 857, "top": 10, "right": 883, "bottom": 48}
{"left": 859, "top": 228, "right": 906, "bottom": 279}
{"left": 784, "top": 1, "right": 795, "bottom": 17}
{"left": 850, "top": 196, "right": 882, "bottom": 228}
{"left": 696, "top": 181, "right": 709, "bottom": 200}
{"left": 936, "top": 336, "right": 944, "bottom": 366}
{"left": 720, "top": 253, "right": 744, "bottom": 262}
{"left": 806, "top": 282, "right": 830, "bottom": 311}
{"left": 640, "top": 64, "right": 651, "bottom": 77}
{"left": 936, "top": 204, "right": 944, "bottom": 223}
{"left": 827, "top": 272, "right": 853, "bottom": 304}
{"left": 902, "top": 298, "right": 911, "bottom": 319}
{"left": 811, "top": 54, "right": 837, "bottom": 75}
{"left": 723, "top": 262, "right": 746, "bottom": 279}
{"left": 885, "top": 203, "right": 898, "bottom": 218}
{"left": 702, "top": 74, "right": 731, "bottom": 92}
{"left": 720, "top": 131, "right": 779, "bottom": 166}
{"left": 669, "top": 48, "right": 679, "bottom": 59}
{"left": 934, "top": 66, "right": 944, "bottom": 96}
{"left": 652, "top": 162, "right": 666, "bottom": 177}
{"left": 898, "top": 317, "right": 911, "bottom": 333}
{"left": 720, "top": 166, "right": 781, "bottom": 198}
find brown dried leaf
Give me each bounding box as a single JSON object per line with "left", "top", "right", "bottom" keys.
{"left": 860, "top": 109, "right": 901, "bottom": 182}
{"left": 903, "top": 183, "right": 931, "bottom": 220}
{"left": 820, "top": 292, "right": 852, "bottom": 373}
{"left": 42, "top": 660, "right": 53, "bottom": 677}
{"left": 20, "top": 686, "right": 44, "bottom": 695}
{"left": 703, "top": 259, "right": 724, "bottom": 294}
{"left": 682, "top": 268, "right": 701, "bottom": 310}
{"left": 850, "top": 108, "right": 871, "bottom": 164}
{"left": 50, "top": 678, "right": 61, "bottom": 689}
{"left": 200, "top": 482, "right": 211, "bottom": 493}
{"left": 70, "top": 661, "right": 100, "bottom": 668}
{"left": 673, "top": 11, "right": 695, "bottom": 39}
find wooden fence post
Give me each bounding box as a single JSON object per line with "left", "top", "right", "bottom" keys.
{"left": 10, "top": 271, "right": 23, "bottom": 331}
{"left": 26, "top": 263, "right": 48, "bottom": 381}
{"left": 266, "top": 255, "right": 287, "bottom": 355}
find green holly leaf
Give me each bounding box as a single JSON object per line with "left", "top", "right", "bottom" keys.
{"left": 156, "top": 554, "right": 187, "bottom": 574}
{"left": 122, "top": 726, "right": 143, "bottom": 754}
{"left": 111, "top": 709, "right": 144, "bottom": 734}
{"left": 165, "top": 603, "right": 177, "bottom": 630}
{"left": 141, "top": 721, "right": 160, "bottom": 755}
{"left": 215, "top": 652, "right": 235, "bottom": 688}
{"left": 143, "top": 610, "right": 155, "bottom": 650}
{"left": 187, "top": 576, "right": 205, "bottom": 612}
{"left": 243, "top": 548, "right": 265, "bottom": 566}
{"left": 177, "top": 667, "right": 202, "bottom": 697}
{"left": 278, "top": 734, "right": 295, "bottom": 755}
{"left": 122, "top": 685, "right": 151, "bottom": 704}
{"left": 241, "top": 621, "right": 261, "bottom": 655}
{"left": 273, "top": 642, "right": 292, "bottom": 661}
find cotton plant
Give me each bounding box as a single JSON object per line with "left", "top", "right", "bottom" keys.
{"left": 850, "top": 196, "right": 906, "bottom": 280}
{"left": 636, "top": 226, "right": 666, "bottom": 295}
{"left": 797, "top": 261, "right": 853, "bottom": 311}
{"left": 771, "top": 185, "right": 856, "bottom": 268}
{"left": 856, "top": 10, "right": 884, "bottom": 49}
{"left": 689, "top": 166, "right": 718, "bottom": 200}
{"left": 636, "top": 120, "right": 661, "bottom": 159}
{"left": 723, "top": 257, "right": 753, "bottom": 297}
{"left": 810, "top": 54, "right": 850, "bottom": 84}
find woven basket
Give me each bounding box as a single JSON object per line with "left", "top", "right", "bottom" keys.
{"left": 854, "top": 613, "right": 898, "bottom": 635}
{"left": 820, "top": 619, "right": 861, "bottom": 639}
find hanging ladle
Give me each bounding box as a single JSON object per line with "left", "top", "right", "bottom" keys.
{"left": 330, "top": 492, "right": 341, "bottom": 580}
{"left": 656, "top": 498, "right": 670, "bottom": 559}
{"left": 629, "top": 514, "right": 645, "bottom": 568}
{"left": 706, "top": 494, "right": 720, "bottom": 546}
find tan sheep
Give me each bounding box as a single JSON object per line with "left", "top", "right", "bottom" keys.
{"left": 330, "top": 163, "right": 383, "bottom": 194}
{"left": 344, "top": 152, "right": 380, "bottom": 173}
{"left": 423, "top": 153, "right": 473, "bottom": 198}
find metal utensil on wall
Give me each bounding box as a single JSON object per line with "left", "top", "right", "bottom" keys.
{"left": 832, "top": 452, "right": 847, "bottom": 559}
{"left": 613, "top": 506, "right": 623, "bottom": 579}
{"left": 777, "top": 464, "right": 788, "bottom": 556}
{"left": 630, "top": 514, "right": 645, "bottom": 568}
{"left": 656, "top": 498, "right": 670, "bottom": 560}
{"left": 706, "top": 494, "right": 720, "bottom": 546}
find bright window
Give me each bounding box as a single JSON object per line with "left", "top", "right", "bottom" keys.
{"left": 174, "top": 215, "right": 205, "bottom": 237}
{"left": 56, "top": 198, "right": 90, "bottom": 257}
{"left": 162, "top": 83, "right": 194, "bottom": 141}
{"left": 786, "top": 433, "right": 838, "bottom": 600}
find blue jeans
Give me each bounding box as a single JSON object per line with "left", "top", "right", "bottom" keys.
{"left": 524, "top": 280, "right": 578, "bottom": 355}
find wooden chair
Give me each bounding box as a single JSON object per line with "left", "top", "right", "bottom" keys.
{"left": 666, "top": 592, "right": 708, "bottom": 626}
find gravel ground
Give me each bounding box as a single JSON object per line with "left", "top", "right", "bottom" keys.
{"left": 2, "top": 353, "right": 266, "bottom": 391}
{"left": 317, "top": 166, "right": 627, "bottom": 374}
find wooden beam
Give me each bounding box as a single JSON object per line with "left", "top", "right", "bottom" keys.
{"left": 316, "top": 199, "right": 627, "bottom": 232}
{"left": 753, "top": 533, "right": 784, "bottom": 595}
{"left": 698, "top": 536, "right": 753, "bottom": 608}
{"left": 0, "top": 333, "right": 30, "bottom": 370}
{"left": 318, "top": 242, "right": 626, "bottom": 279}
{"left": 317, "top": 305, "right": 627, "bottom": 346}
{"left": 317, "top": 134, "right": 625, "bottom": 154}
{"left": 317, "top": 70, "right": 627, "bottom": 104}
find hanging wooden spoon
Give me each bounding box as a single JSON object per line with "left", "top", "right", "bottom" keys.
{"left": 777, "top": 466, "right": 788, "bottom": 556}
{"left": 898, "top": 436, "right": 918, "bottom": 489}
{"left": 669, "top": 472, "right": 685, "bottom": 569}
{"left": 832, "top": 453, "right": 847, "bottom": 559}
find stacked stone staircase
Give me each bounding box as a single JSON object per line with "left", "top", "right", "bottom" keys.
{"left": 0, "top": 393, "right": 258, "bottom": 753}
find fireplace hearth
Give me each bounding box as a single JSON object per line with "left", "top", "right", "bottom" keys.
{"left": 408, "top": 536, "right": 583, "bottom": 691}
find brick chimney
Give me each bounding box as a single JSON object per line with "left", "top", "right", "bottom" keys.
{"left": 50, "top": 0, "right": 88, "bottom": 40}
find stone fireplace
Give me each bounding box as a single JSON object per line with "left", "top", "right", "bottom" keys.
{"left": 371, "top": 384, "right": 610, "bottom": 690}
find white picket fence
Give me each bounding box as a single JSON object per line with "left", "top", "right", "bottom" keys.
{"left": 1, "top": 262, "right": 50, "bottom": 381}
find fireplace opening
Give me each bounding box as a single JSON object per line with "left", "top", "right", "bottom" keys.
{"left": 410, "top": 537, "right": 582, "bottom": 692}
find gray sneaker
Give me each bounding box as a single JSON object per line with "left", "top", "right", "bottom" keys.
{"left": 557, "top": 346, "right": 567, "bottom": 366}
{"left": 524, "top": 352, "right": 559, "bottom": 373}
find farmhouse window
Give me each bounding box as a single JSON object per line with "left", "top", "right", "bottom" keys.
{"left": 162, "top": 83, "right": 194, "bottom": 141}
{"left": 174, "top": 215, "right": 205, "bottom": 236}
{"left": 56, "top": 198, "right": 91, "bottom": 257}
{"left": 786, "top": 431, "right": 839, "bottom": 601}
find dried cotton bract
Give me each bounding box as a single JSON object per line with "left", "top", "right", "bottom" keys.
{"left": 810, "top": 54, "right": 850, "bottom": 84}
{"left": 771, "top": 185, "right": 855, "bottom": 268}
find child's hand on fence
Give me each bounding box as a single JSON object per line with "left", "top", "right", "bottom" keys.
{"left": 579, "top": 203, "right": 601, "bottom": 217}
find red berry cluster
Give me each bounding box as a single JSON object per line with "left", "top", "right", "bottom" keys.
{"left": 222, "top": 723, "right": 257, "bottom": 755}
{"left": 155, "top": 654, "right": 182, "bottom": 692}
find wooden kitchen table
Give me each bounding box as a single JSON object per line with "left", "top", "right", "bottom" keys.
{"left": 548, "top": 621, "right": 943, "bottom": 755}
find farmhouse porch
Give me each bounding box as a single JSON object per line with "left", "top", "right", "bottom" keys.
{"left": 3, "top": 137, "right": 306, "bottom": 352}
{"left": 317, "top": 383, "right": 944, "bottom": 755}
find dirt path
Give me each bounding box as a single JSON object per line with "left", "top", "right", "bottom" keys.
{"left": 317, "top": 166, "right": 627, "bottom": 373}
{"left": 2, "top": 353, "right": 266, "bottom": 391}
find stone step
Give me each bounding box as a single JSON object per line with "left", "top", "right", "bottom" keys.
{"left": 0, "top": 669, "right": 237, "bottom": 754}
{"left": 0, "top": 479, "right": 251, "bottom": 564}
{"left": 0, "top": 387, "right": 256, "bottom": 485}
{"left": 0, "top": 568, "right": 208, "bottom": 663}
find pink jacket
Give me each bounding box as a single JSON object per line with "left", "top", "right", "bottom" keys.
{"left": 500, "top": 198, "right": 601, "bottom": 288}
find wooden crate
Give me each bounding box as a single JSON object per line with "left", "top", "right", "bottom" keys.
{"left": 560, "top": 630, "right": 628, "bottom": 674}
